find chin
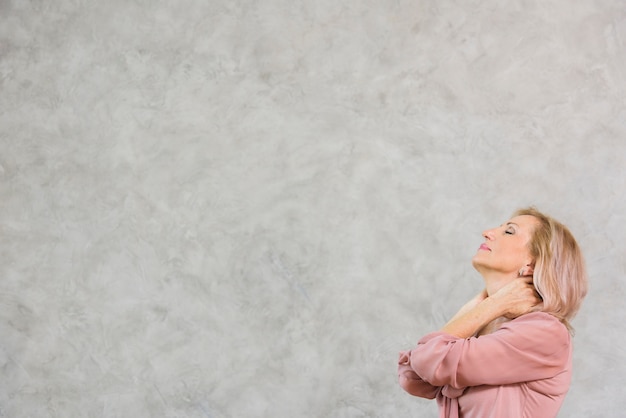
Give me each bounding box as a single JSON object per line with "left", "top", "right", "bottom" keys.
{"left": 471, "top": 257, "right": 488, "bottom": 274}
{"left": 471, "top": 256, "right": 482, "bottom": 269}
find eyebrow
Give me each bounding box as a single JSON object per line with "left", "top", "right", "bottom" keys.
{"left": 500, "top": 222, "right": 519, "bottom": 228}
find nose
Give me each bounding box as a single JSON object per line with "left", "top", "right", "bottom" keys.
{"left": 482, "top": 228, "right": 495, "bottom": 240}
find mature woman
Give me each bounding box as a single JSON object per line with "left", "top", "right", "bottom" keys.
{"left": 398, "top": 207, "right": 588, "bottom": 418}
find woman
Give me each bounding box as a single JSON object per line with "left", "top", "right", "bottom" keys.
{"left": 398, "top": 207, "right": 588, "bottom": 418}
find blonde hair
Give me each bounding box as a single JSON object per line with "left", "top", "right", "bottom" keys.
{"left": 513, "top": 207, "right": 588, "bottom": 333}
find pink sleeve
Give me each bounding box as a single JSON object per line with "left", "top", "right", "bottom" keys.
{"left": 410, "top": 312, "right": 570, "bottom": 389}
{"left": 397, "top": 350, "right": 440, "bottom": 399}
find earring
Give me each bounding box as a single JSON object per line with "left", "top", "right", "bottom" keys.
{"left": 518, "top": 268, "right": 524, "bottom": 277}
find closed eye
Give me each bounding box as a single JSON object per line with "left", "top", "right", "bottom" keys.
{"left": 504, "top": 222, "right": 518, "bottom": 235}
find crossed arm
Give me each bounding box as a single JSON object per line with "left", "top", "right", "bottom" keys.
{"left": 398, "top": 277, "right": 546, "bottom": 398}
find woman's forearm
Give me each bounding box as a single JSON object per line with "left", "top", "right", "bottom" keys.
{"left": 441, "top": 278, "right": 541, "bottom": 338}
{"left": 440, "top": 297, "right": 504, "bottom": 338}
{"left": 446, "top": 289, "right": 488, "bottom": 324}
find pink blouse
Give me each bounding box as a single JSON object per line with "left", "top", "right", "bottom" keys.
{"left": 398, "top": 312, "right": 572, "bottom": 418}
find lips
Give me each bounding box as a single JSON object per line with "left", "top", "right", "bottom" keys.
{"left": 479, "top": 243, "right": 491, "bottom": 251}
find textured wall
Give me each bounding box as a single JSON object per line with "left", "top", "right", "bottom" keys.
{"left": 1, "top": 1, "right": 625, "bottom": 417}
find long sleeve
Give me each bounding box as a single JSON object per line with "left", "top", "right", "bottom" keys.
{"left": 397, "top": 350, "right": 440, "bottom": 399}
{"left": 410, "top": 312, "right": 570, "bottom": 389}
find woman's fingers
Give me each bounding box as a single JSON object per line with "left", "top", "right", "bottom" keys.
{"left": 398, "top": 350, "right": 411, "bottom": 365}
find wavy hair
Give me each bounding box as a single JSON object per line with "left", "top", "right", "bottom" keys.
{"left": 514, "top": 207, "right": 588, "bottom": 334}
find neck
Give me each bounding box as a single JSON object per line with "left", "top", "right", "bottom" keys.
{"left": 480, "top": 271, "right": 518, "bottom": 296}
{"left": 473, "top": 269, "right": 518, "bottom": 336}
{"left": 477, "top": 316, "right": 511, "bottom": 336}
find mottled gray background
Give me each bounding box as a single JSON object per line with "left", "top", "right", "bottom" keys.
{"left": 1, "top": 1, "right": 625, "bottom": 417}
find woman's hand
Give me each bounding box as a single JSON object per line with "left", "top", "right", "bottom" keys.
{"left": 490, "top": 277, "right": 543, "bottom": 319}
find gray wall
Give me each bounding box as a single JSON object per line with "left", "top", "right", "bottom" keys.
{"left": 1, "top": 1, "right": 624, "bottom": 417}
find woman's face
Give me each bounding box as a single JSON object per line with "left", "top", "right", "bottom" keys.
{"left": 472, "top": 214, "right": 539, "bottom": 276}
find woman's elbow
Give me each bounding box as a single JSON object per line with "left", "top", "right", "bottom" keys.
{"left": 410, "top": 350, "right": 454, "bottom": 387}
{"left": 398, "top": 371, "right": 438, "bottom": 399}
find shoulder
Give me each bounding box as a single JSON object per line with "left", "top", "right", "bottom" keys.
{"left": 508, "top": 311, "right": 566, "bottom": 329}
{"left": 498, "top": 312, "right": 570, "bottom": 351}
